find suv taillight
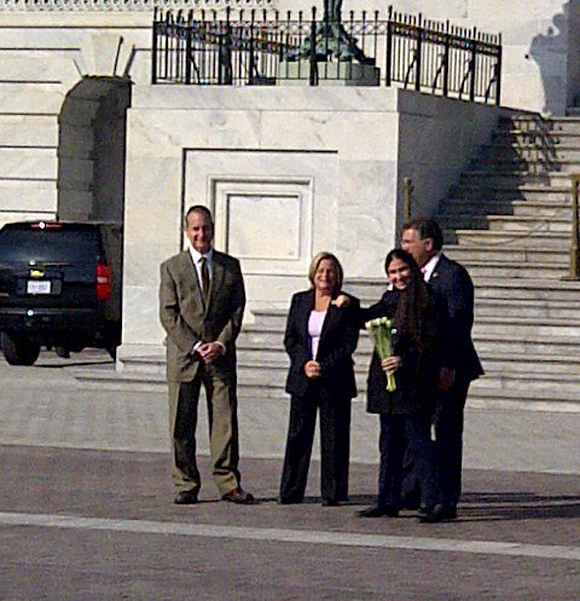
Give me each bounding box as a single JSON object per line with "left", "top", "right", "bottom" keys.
{"left": 97, "top": 263, "right": 112, "bottom": 301}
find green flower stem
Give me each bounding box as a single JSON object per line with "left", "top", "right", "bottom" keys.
{"left": 365, "top": 318, "right": 397, "bottom": 393}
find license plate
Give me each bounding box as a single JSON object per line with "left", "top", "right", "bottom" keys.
{"left": 27, "top": 280, "right": 51, "bottom": 295}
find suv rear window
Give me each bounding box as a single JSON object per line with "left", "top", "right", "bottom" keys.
{"left": 0, "top": 227, "right": 100, "bottom": 264}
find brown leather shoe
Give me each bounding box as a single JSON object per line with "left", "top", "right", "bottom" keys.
{"left": 174, "top": 491, "right": 199, "bottom": 505}
{"left": 222, "top": 487, "right": 255, "bottom": 504}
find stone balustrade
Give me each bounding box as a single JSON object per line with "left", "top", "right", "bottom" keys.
{"left": 0, "top": 0, "right": 274, "bottom": 11}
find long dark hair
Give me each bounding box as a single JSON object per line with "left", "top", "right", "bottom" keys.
{"left": 384, "top": 249, "right": 435, "bottom": 367}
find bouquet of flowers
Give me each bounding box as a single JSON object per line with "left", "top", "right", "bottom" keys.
{"left": 365, "top": 317, "right": 397, "bottom": 392}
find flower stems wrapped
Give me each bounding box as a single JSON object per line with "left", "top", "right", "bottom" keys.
{"left": 365, "top": 317, "right": 397, "bottom": 392}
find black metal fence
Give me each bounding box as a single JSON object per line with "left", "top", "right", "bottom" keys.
{"left": 152, "top": 6, "right": 502, "bottom": 105}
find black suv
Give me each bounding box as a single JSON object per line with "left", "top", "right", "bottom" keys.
{"left": 0, "top": 221, "right": 122, "bottom": 365}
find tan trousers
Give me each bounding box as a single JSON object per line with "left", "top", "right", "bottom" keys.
{"left": 168, "top": 364, "right": 240, "bottom": 496}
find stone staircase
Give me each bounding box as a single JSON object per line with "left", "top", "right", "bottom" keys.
{"left": 74, "top": 114, "right": 580, "bottom": 412}
{"left": 437, "top": 114, "right": 580, "bottom": 411}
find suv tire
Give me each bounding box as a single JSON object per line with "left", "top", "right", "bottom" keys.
{"left": 1, "top": 332, "right": 41, "bottom": 366}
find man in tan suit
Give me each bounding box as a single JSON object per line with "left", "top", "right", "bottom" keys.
{"left": 159, "top": 205, "right": 253, "bottom": 505}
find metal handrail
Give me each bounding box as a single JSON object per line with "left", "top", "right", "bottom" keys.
{"left": 565, "top": 175, "right": 580, "bottom": 280}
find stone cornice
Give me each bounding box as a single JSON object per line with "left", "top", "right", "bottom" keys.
{"left": 0, "top": 0, "right": 274, "bottom": 11}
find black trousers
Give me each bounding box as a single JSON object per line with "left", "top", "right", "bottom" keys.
{"left": 433, "top": 379, "right": 470, "bottom": 507}
{"left": 377, "top": 413, "right": 442, "bottom": 510}
{"left": 401, "top": 379, "right": 471, "bottom": 508}
{"left": 280, "top": 386, "right": 351, "bottom": 503}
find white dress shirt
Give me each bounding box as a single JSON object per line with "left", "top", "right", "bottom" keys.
{"left": 308, "top": 310, "right": 327, "bottom": 360}
{"left": 188, "top": 244, "right": 213, "bottom": 289}
{"left": 187, "top": 244, "right": 223, "bottom": 355}
{"left": 421, "top": 252, "right": 442, "bottom": 282}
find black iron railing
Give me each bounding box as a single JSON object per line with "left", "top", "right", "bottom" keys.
{"left": 152, "top": 6, "right": 502, "bottom": 105}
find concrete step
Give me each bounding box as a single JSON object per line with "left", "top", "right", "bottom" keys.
{"left": 117, "top": 354, "right": 166, "bottom": 376}
{"left": 74, "top": 351, "right": 580, "bottom": 411}
{"left": 73, "top": 363, "right": 580, "bottom": 412}
{"left": 471, "top": 158, "right": 580, "bottom": 175}
{"left": 466, "top": 386, "right": 580, "bottom": 412}
{"left": 482, "top": 351, "right": 580, "bottom": 376}
{"left": 0, "top": 82, "right": 64, "bottom": 114}
{"left": 117, "top": 349, "right": 580, "bottom": 382}
{"left": 0, "top": 114, "right": 58, "bottom": 147}
{"left": 455, "top": 229, "right": 570, "bottom": 248}
{"left": 72, "top": 365, "right": 167, "bottom": 392}
{"left": 475, "top": 298, "right": 580, "bottom": 320}
{"left": 436, "top": 215, "right": 491, "bottom": 230}
{"left": 0, "top": 180, "right": 57, "bottom": 212}
{"left": 241, "top": 318, "right": 580, "bottom": 352}
{"left": 473, "top": 331, "right": 580, "bottom": 355}
{"left": 442, "top": 214, "right": 571, "bottom": 235}
{"left": 251, "top": 294, "right": 580, "bottom": 327}
{"left": 473, "top": 278, "right": 580, "bottom": 301}
{"left": 242, "top": 364, "right": 580, "bottom": 396}
{"left": 485, "top": 214, "right": 570, "bottom": 233}
{"left": 459, "top": 171, "right": 571, "bottom": 188}
{"left": 510, "top": 200, "right": 571, "bottom": 218}
{"left": 480, "top": 140, "right": 568, "bottom": 153}
{"left": 452, "top": 261, "right": 568, "bottom": 279}
{"left": 472, "top": 316, "right": 580, "bottom": 338}
{"left": 480, "top": 144, "right": 580, "bottom": 163}
{"left": 499, "top": 116, "right": 580, "bottom": 134}
{"left": 491, "top": 132, "right": 577, "bottom": 148}
{"left": 0, "top": 147, "right": 57, "bottom": 179}
{"left": 438, "top": 200, "right": 573, "bottom": 222}
{"left": 344, "top": 276, "right": 580, "bottom": 302}
{"left": 439, "top": 245, "right": 567, "bottom": 265}
{"left": 450, "top": 185, "right": 570, "bottom": 202}
{"left": 438, "top": 199, "right": 515, "bottom": 215}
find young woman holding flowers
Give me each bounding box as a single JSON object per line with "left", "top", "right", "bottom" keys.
{"left": 359, "top": 249, "right": 447, "bottom": 523}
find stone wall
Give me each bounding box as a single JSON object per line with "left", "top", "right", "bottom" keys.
{"left": 1, "top": 1, "right": 579, "bottom": 114}
{"left": 119, "top": 85, "right": 500, "bottom": 358}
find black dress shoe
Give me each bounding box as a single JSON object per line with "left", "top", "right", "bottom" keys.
{"left": 418, "top": 504, "right": 446, "bottom": 523}
{"left": 358, "top": 505, "right": 399, "bottom": 518}
{"left": 322, "top": 499, "right": 338, "bottom": 507}
{"left": 441, "top": 505, "right": 457, "bottom": 520}
{"left": 278, "top": 497, "right": 302, "bottom": 505}
{"left": 174, "top": 491, "right": 198, "bottom": 505}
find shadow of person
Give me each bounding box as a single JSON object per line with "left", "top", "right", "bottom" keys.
{"left": 528, "top": 2, "right": 572, "bottom": 115}
{"left": 457, "top": 491, "right": 580, "bottom": 522}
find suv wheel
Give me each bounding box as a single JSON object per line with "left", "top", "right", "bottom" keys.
{"left": 1, "top": 332, "right": 41, "bottom": 366}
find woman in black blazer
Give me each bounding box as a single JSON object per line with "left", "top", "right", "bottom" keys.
{"left": 280, "top": 252, "right": 360, "bottom": 506}
{"left": 358, "top": 249, "right": 446, "bottom": 522}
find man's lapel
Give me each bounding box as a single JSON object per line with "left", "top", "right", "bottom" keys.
{"left": 179, "top": 250, "right": 204, "bottom": 307}
{"left": 430, "top": 253, "right": 446, "bottom": 285}
{"left": 207, "top": 252, "right": 226, "bottom": 315}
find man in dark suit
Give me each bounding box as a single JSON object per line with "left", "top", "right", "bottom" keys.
{"left": 159, "top": 205, "right": 253, "bottom": 505}
{"left": 401, "top": 217, "right": 484, "bottom": 518}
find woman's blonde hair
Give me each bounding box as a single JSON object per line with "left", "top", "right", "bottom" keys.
{"left": 308, "top": 252, "right": 344, "bottom": 293}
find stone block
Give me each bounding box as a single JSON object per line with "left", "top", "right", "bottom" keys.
{"left": 0, "top": 148, "right": 57, "bottom": 179}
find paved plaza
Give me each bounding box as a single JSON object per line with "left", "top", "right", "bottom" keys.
{"left": 1, "top": 352, "right": 579, "bottom": 600}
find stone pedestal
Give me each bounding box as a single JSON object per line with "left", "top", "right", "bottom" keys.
{"left": 280, "top": 61, "right": 380, "bottom": 86}
{"left": 119, "top": 85, "right": 501, "bottom": 362}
